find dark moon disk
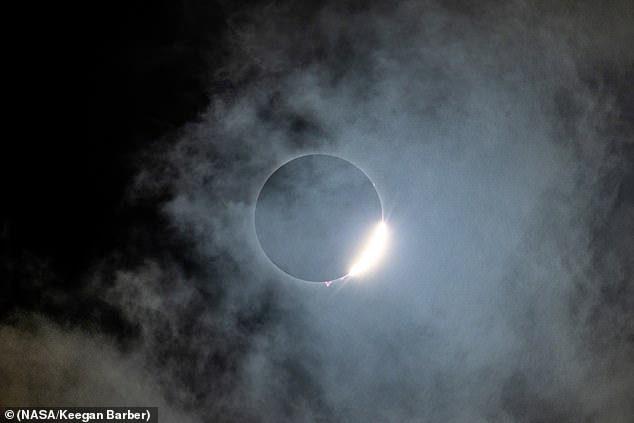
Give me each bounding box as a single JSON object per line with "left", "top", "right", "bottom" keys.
{"left": 255, "top": 154, "right": 383, "bottom": 282}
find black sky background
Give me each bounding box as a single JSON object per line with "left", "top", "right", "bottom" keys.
{"left": 3, "top": 0, "right": 227, "bottom": 325}
{"left": 2, "top": 1, "right": 634, "bottom": 421}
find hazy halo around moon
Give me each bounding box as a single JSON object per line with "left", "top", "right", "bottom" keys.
{"left": 255, "top": 154, "right": 383, "bottom": 283}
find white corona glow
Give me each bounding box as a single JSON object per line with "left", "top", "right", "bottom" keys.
{"left": 348, "top": 221, "right": 388, "bottom": 277}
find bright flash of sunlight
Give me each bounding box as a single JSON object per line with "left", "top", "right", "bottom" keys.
{"left": 348, "top": 221, "right": 388, "bottom": 277}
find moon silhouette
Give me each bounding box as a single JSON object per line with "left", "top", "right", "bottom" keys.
{"left": 255, "top": 154, "right": 383, "bottom": 282}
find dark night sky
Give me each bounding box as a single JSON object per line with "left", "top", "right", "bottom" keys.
{"left": 3, "top": 1, "right": 224, "bottom": 319}
{"left": 2, "top": 1, "right": 633, "bottom": 421}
